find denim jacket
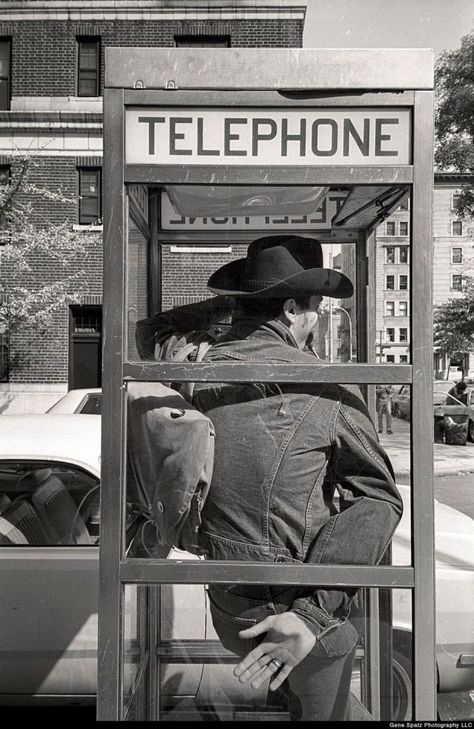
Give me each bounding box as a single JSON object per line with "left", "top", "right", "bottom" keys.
{"left": 136, "top": 303, "right": 403, "bottom": 653}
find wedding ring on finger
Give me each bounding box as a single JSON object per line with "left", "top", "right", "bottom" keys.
{"left": 269, "top": 658, "right": 282, "bottom": 671}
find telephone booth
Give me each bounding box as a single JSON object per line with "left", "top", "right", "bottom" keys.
{"left": 98, "top": 48, "right": 435, "bottom": 721}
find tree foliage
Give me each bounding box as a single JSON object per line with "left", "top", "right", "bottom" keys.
{"left": 0, "top": 155, "right": 98, "bottom": 336}
{"left": 433, "top": 296, "right": 474, "bottom": 363}
{"left": 435, "top": 32, "right": 474, "bottom": 217}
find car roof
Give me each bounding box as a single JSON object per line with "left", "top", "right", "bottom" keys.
{"left": 0, "top": 415, "right": 101, "bottom": 476}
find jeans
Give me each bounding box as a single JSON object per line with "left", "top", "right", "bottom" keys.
{"left": 207, "top": 584, "right": 363, "bottom": 722}
{"left": 377, "top": 401, "right": 392, "bottom": 432}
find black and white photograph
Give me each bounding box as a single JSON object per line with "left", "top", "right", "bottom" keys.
{"left": 0, "top": 0, "right": 473, "bottom": 724}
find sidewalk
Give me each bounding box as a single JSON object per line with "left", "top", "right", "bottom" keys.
{"left": 378, "top": 416, "right": 474, "bottom": 478}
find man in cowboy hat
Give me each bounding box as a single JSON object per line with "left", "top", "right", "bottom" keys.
{"left": 136, "top": 235, "right": 402, "bottom": 721}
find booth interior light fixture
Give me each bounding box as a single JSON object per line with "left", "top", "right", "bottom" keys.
{"left": 166, "top": 185, "right": 329, "bottom": 218}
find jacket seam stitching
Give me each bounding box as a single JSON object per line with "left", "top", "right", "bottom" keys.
{"left": 302, "top": 461, "right": 328, "bottom": 554}
{"left": 262, "top": 393, "right": 321, "bottom": 554}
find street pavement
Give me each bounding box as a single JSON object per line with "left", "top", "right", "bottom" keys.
{"left": 378, "top": 416, "right": 474, "bottom": 478}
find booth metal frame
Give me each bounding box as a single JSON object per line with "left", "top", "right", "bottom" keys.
{"left": 98, "top": 47, "right": 435, "bottom": 721}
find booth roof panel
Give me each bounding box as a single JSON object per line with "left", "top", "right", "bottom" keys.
{"left": 105, "top": 48, "right": 433, "bottom": 91}
{"left": 332, "top": 185, "right": 410, "bottom": 231}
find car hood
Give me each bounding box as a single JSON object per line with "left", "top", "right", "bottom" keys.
{"left": 393, "top": 484, "right": 474, "bottom": 569}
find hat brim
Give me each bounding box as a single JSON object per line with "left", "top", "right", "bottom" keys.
{"left": 208, "top": 257, "right": 354, "bottom": 299}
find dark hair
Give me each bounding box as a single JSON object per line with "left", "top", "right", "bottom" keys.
{"left": 456, "top": 380, "right": 467, "bottom": 391}
{"left": 235, "top": 295, "right": 313, "bottom": 319}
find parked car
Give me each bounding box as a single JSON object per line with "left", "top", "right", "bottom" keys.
{"left": 0, "top": 414, "right": 473, "bottom": 720}
{"left": 392, "top": 382, "right": 474, "bottom": 441}
{"left": 391, "top": 384, "right": 411, "bottom": 421}
{"left": 46, "top": 388, "right": 102, "bottom": 415}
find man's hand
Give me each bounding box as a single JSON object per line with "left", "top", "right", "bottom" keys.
{"left": 233, "top": 612, "right": 316, "bottom": 691}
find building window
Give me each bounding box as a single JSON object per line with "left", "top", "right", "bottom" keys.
{"left": 399, "top": 199, "right": 409, "bottom": 211}
{"left": 175, "top": 35, "right": 230, "bottom": 47}
{"left": 386, "top": 275, "right": 395, "bottom": 290}
{"left": 0, "top": 164, "right": 10, "bottom": 243}
{"left": 386, "top": 354, "right": 395, "bottom": 363}
{"left": 385, "top": 301, "right": 395, "bottom": 316}
{"left": 399, "top": 328, "right": 408, "bottom": 342}
{"left": 77, "top": 37, "right": 100, "bottom": 97}
{"left": 0, "top": 333, "right": 8, "bottom": 381}
{"left": 399, "top": 245, "right": 408, "bottom": 264}
{"left": 0, "top": 165, "right": 10, "bottom": 185}
{"left": 385, "top": 246, "right": 395, "bottom": 264}
{"left": 399, "top": 355, "right": 408, "bottom": 363}
{"left": 452, "top": 220, "right": 463, "bottom": 236}
{"left": 399, "top": 221, "right": 408, "bottom": 236}
{"left": 452, "top": 193, "right": 462, "bottom": 211}
{"left": 399, "top": 301, "right": 408, "bottom": 317}
{"left": 78, "top": 167, "right": 101, "bottom": 225}
{"left": 386, "top": 327, "right": 395, "bottom": 342}
{"left": 386, "top": 221, "right": 396, "bottom": 236}
{"left": 399, "top": 274, "right": 408, "bottom": 290}
{"left": 451, "top": 274, "right": 463, "bottom": 292}
{"left": 0, "top": 39, "right": 11, "bottom": 110}
{"left": 451, "top": 247, "right": 463, "bottom": 264}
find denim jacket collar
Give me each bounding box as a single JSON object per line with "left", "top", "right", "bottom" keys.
{"left": 226, "top": 314, "right": 300, "bottom": 350}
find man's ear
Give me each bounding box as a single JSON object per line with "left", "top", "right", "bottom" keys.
{"left": 280, "top": 298, "right": 297, "bottom": 325}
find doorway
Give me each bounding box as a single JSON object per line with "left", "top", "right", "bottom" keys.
{"left": 69, "top": 305, "right": 102, "bottom": 389}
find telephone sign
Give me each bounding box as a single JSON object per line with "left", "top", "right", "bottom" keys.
{"left": 126, "top": 108, "right": 411, "bottom": 167}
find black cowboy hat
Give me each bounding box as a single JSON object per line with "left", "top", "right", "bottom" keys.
{"left": 207, "top": 235, "right": 353, "bottom": 299}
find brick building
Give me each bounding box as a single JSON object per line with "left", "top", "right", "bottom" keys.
{"left": 1, "top": 2, "right": 472, "bottom": 412}
{"left": 0, "top": 0, "right": 308, "bottom": 411}
{"left": 375, "top": 173, "right": 474, "bottom": 378}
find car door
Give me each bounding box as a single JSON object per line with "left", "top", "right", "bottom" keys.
{"left": 0, "top": 459, "right": 100, "bottom": 699}
{"left": 0, "top": 457, "right": 213, "bottom": 705}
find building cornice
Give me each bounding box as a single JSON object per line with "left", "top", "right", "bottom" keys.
{"left": 0, "top": 1, "right": 307, "bottom": 22}
{"left": 0, "top": 110, "right": 102, "bottom": 133}
{"left": 435, "top": 171, "right": 474, "bottom": 184}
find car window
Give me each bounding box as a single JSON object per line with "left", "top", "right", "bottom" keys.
{"left": 79, "top": 393, "right": 102, "bottom": 415}
{"left": 0, "top": 461, "right": 100, "bottom": 546}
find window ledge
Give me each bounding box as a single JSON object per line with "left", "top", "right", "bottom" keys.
{"left": 73, "top": 224, "right": 103, "bottom": 232}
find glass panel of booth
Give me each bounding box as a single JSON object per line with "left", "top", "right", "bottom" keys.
{"left": 125, "top": 183, "right": 414, "bottom": 365}
{"left": 119, "top": 581, "right": 413, "bottom": 721}
{"left": 122, "top": 584, "right": 150, "bottom": 720}
{"left": 120, "top": 181, "right": 416, "bottom": 721}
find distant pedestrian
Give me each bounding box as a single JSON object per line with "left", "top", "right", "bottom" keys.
{"left": 376, "top": 384, "right": 394, "bottom": 434}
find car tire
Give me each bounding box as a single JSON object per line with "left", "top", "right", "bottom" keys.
{"left": 468, "top": 419, "right": 474, "bottom": 443}
{"left": 392, "top": 647, "right": 413, "bottom": 721}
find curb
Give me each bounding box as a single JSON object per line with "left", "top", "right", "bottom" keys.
{"left": 394, "top": 467, "right": 474, "bottom": 479}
